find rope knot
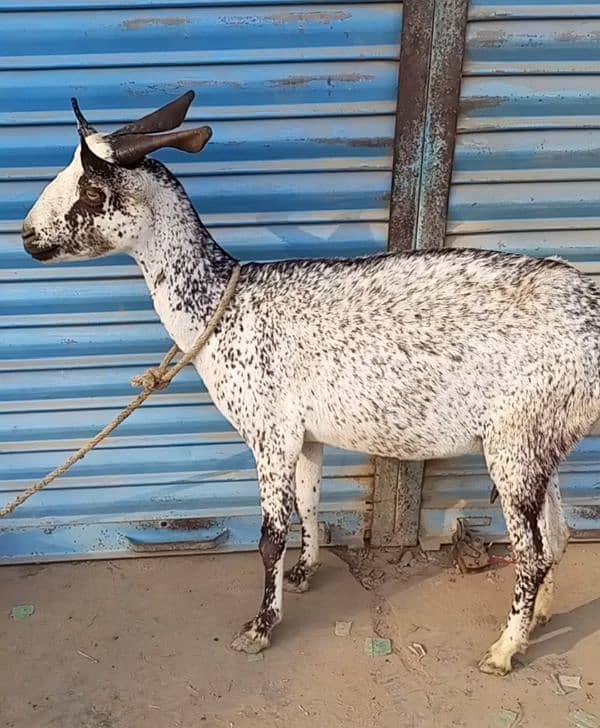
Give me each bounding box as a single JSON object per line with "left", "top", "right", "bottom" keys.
{"left": 131, "top": 367, "right": 170, "bottom": 392}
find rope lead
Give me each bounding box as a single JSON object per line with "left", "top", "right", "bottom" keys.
{"left": 0, "top": 265, "right": 241, "bottom": 519}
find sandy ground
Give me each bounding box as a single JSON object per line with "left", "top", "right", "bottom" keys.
{"left": 1, "top": 544, "right": 599, "bottom": 728}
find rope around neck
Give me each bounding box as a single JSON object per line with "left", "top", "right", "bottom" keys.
{"left": 0, "top": 265, "right": 241, "bottom": 519}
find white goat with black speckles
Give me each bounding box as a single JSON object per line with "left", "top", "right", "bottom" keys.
{"left": 22, "top": 92, "right": 600, "bottom": 675}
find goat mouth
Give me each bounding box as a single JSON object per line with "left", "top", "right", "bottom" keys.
{"left": 26, "top": 243, "right": 62, "bottom": 261}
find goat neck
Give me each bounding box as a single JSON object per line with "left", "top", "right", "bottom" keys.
{"left": 131, "top": 176, "right": 237, "bottom": 352}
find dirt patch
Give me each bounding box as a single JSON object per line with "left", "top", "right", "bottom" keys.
{"left": 1, "top": 546, "right": 599, "bottom": 727}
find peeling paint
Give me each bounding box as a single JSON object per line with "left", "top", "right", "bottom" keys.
{"left": 460, "top": 95, "right": 504, "bottom": 115}
{"left": 266, "top": 10, "right": 352, "bottom": 25}
{"left": 556, "top": 28, "right": 600, "bottom": 43}
{"left": 571, "top": 505, "right": 600, "bottom": 521}
{"left": 125, "top": 79, "right": 243, "bottom": 97}
{"left": 270, "top": 73, "right": 374, "bottom": 88}
{"left": 314, "top": 136, "right": 393, "bottom": 149}
{"left": 222, "top": 9, "right": 351, "bottom": 26}
{"left": 121, "top": 16, "right": 190, "bottom": 30}
{"left": 471, "top": 28, "right": 507, "bottom": 48}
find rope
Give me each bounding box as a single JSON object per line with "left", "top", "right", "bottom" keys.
{"left": 0, "top": 265, "right": 241, "bottom": 519}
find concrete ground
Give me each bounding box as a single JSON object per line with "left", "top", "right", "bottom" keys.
{"left": 1, "top": 544, "right": 599, "bottom": 728}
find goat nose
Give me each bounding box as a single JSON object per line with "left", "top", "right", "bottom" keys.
{"left": 21, "top": 222, "right": 36, "bottom": 244}
{"left": 21, "top": 223, "right": 39, "bottom": 254}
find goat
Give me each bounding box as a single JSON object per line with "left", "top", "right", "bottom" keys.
{"left": 21, "top": 91, "right": 600, "bottom": 675}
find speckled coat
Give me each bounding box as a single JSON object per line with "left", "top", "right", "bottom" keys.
{"left": 21, "top": 97, "right": 600, "bottom": 676}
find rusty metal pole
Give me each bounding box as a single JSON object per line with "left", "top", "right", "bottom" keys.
{"left": 387, "top": 0, "right": 435, "bottom": 254}
{"left": 416, "top": 0, "right": 469, "bottom": 251}
{"left": 370, "top": 0, "right": 469, "bottom": 549}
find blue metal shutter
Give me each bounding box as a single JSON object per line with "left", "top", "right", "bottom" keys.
{"left": 0, "top": 1, "right": 402, "bottom": 562}
{"left": 420, "top": 0, "right": 600, "bottom": 548}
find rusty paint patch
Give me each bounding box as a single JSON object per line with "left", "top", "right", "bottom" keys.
{"left": 270, "top": 73, "right": 374, "bottom": 88}
{"left": 472, "top": 28, "right": 507, "bottom": 48}
{"left": 125, "top": 79, "right": 243, "bottom": 97}
{"left": 266, "top": 10, "right": 351, "bottom": 24}
{"left": 459, "top": 95, "right": 504, "bottom": 116}
{"left": 556, "top": 29, "right": 600, "bottom": 43}
{"left": 315, "top": 137, "right": 393, "bottom": 149}
{"left": 122, "top": 16, "right": 190, "bottom": 30}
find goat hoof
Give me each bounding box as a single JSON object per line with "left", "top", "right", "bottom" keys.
{"left": 532, "top": 613, "right": 552, "bottom": 631}
{"left": 283, "top": 565, "right": 310, "bottom": 593}
{"left": 283, "top": 576, "right": 309, "bottom": 593}
{"left": 230, "top": 624, "right": 270, "bottom": 654}
{"left": 478, "top": 650, "right": 512, "bottom": 676}
{"left": 283, "top": 562, "right": 320, "bottom": 593}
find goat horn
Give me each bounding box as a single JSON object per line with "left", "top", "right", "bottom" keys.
{"left": 113, "top": 90, "right": 196, "bottom": 136}
{"left": 71, "top": 97, "right": 97, "bottom": 137}
{"left": 111, "top": 127, "right": 213, "bottom": 168}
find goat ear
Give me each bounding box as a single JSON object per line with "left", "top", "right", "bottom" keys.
{"left": 113, "top": 91, "right": 195, "bottom": 136}
{"left": 79, "top": 133, "right": 114, "bottom": 177}
{"left": 112, "top": 126, "right": 213, "bottom": 168}
{"left": 71, "top": 97, "right": 97, "bottom": 137}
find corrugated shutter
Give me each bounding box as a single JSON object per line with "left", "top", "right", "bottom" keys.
{"left": 420, "top": 0, "right": 600, "bottom": 548}
{"left": 0, "top": 1, "right": 403, "bottom": 562}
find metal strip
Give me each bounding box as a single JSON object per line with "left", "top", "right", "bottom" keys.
{"left": 371, "top": 0, "right": 468, "bottom": 548}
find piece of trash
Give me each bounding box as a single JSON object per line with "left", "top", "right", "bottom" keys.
{"left": 497, "top": 707, "right": 522, "bottom": 727}
{"left": 529, "top": 625, "right": 573, "bottom": 645}
{"left": 399, "top": 549, "right": 415, "bottom": 568}
{"left": 187, "top": 683, "right": 200, "bottom": 696}
{"left": 10, "top": 604, "right": 35, "bottom": 620}
{"left": 408, "top": 642, "right": 427, "bottom": 659}
{"left": 569, "top": 709, "right": 600, "bottom": 728}
{"left": 550, "top": 673, "right": 567, "bottom": 695}
{"left": 148, "top": 705, "right": 161, "bottom": 711}
{"left": 247, "top": 652, "right": 263, "bottom": 663}
{"left": 558, "top": 674, "right": 582, "bottom": 693}
{"left": 298, "top": 705, "right": 310, "bottom": 717}
{"left": 365, "top": 637, "right": 392, "bottom": 657}
{"left": 335, "top": 621, "right": 353, "bottom": 637}
{"left": 77, "top": 649, "right": 99, "bottom": 663}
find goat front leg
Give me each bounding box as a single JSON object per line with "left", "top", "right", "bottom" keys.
{"left": 284, "top": 442, "right": 323, "bottom": 593}
{"left": 231, "top": 447, "right": 299, "bottom": 654}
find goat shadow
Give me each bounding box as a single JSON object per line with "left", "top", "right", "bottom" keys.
{"left": 527, "top": 595, "right": 600, "bottom": 663}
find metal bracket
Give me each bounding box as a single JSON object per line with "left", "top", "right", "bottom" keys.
{"left": 126, "top": 525, "right": 229, "bottom": 553}
{"left": 452, "top": 517, "right": 492, "bottom": 572}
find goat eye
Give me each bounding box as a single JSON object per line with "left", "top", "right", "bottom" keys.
{"left": 83, "top": 187, "right": 102, "bottom": 203}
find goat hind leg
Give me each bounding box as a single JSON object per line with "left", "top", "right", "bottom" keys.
{"left": 284, "top": 442, "right": 323, "bottom": 593}
{"left": 479, "top": 446, "right": 554, "bottom": 675}
{"left": 531, "top": 470, "right": 569, "bottom": 630}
